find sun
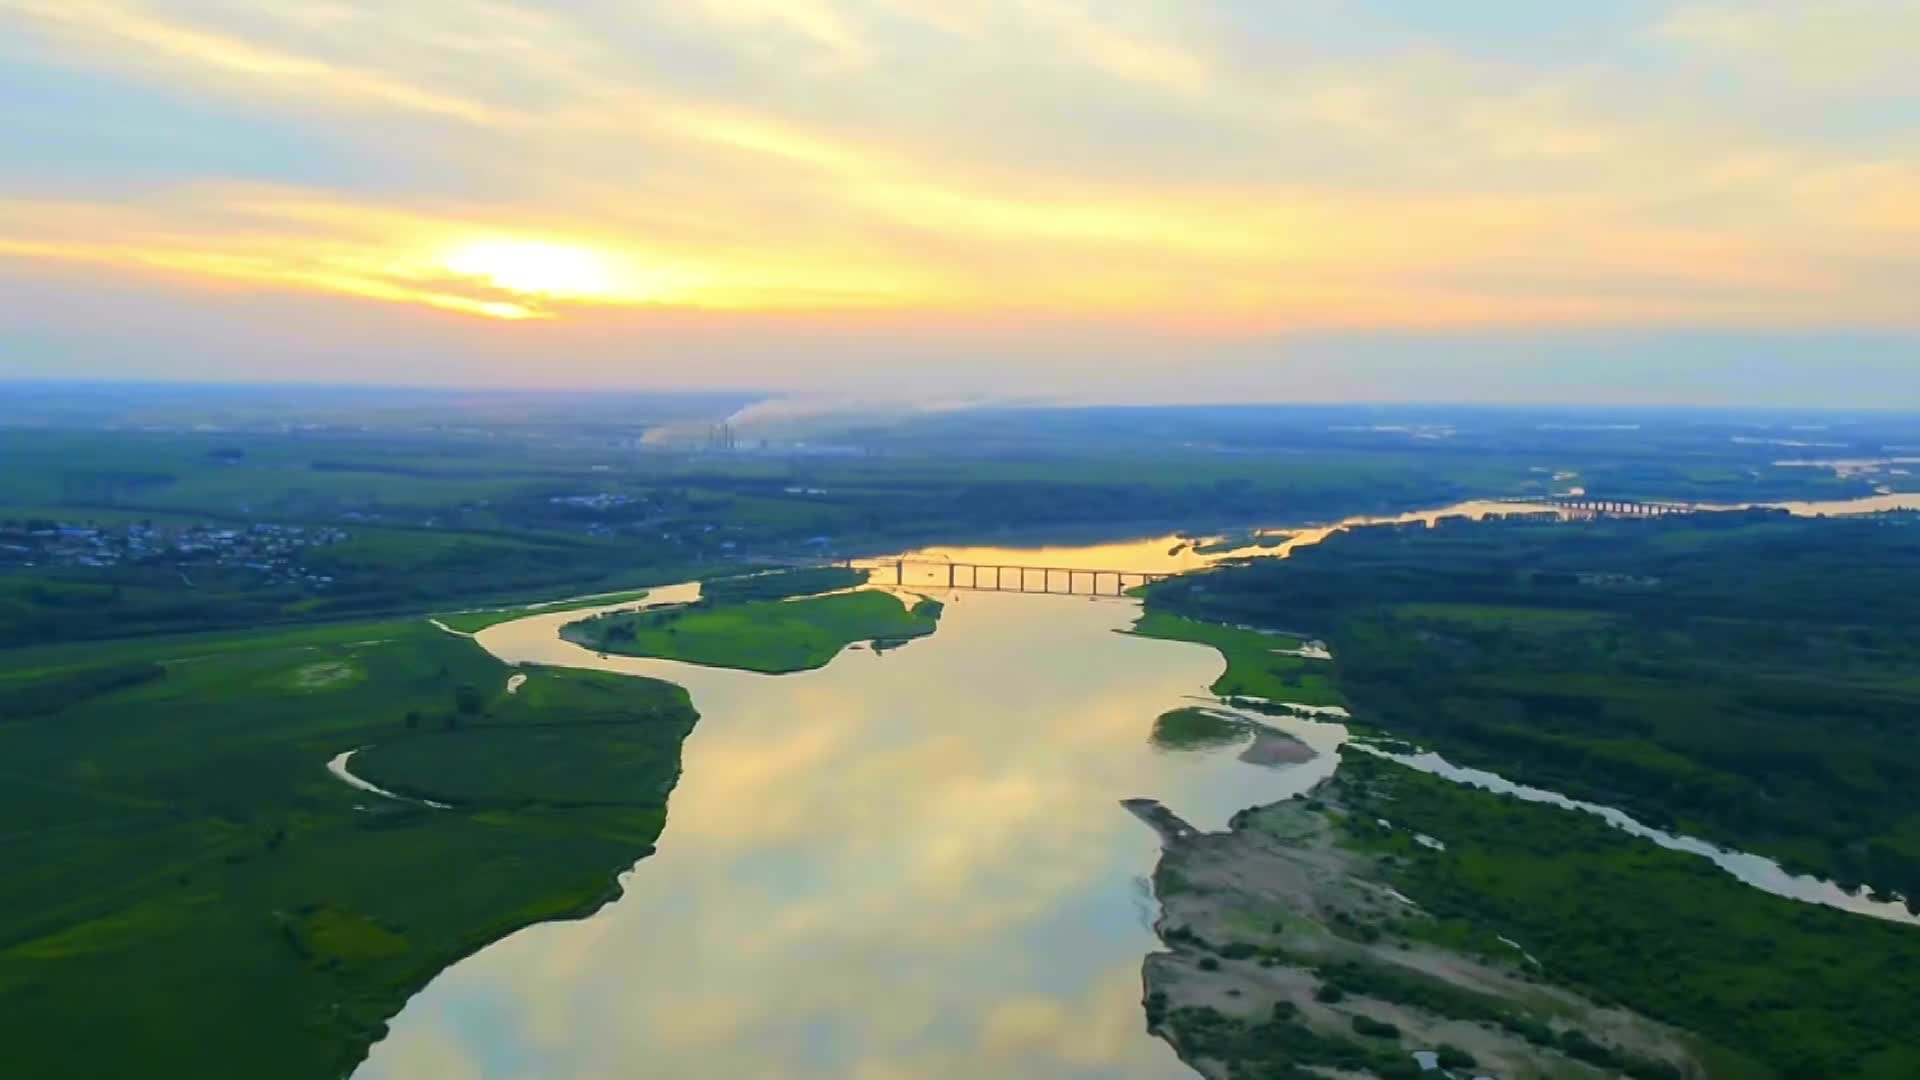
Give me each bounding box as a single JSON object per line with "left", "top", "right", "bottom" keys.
{"left": 441, "top": 240, "right": 616, "bottom": 299}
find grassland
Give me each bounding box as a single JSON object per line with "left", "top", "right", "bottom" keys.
{"left": 1335, "top": 753, "right": 1920, "bottom": 1078}
{"left": 0, "top": 523, "right": 696, "bottom": 649}
{"left": 1128, "top": 610, "right": 1344, "bottom": 707}
{"left": 696, "top": 565, "right": 868, "bottom": 604}
{"left": 566, "top": 590, "right": 943, "bottom": 674}
{"left": 0, "top": 616, "right": 698, "bottom": 1080}
{"left": 1140, "top": 667, "right": 1920, "bottom": 1078}
{"left": 1147, "top": 510, "right": 1920, "bottom": 907}
{"left": 1141, "top": 510, "right": 1920, "bottom": 1077}
{"left": 1150, "top": 707, "right": 1248, "bottom": 751}
{"left": 430, "top": 587, "right": 657, "bottom": 634}
{"left": 1141, "top": 790, "right": 1709, "bottom": 1080}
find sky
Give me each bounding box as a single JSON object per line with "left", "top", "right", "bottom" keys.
{"left": 1, "top": 1, "right": 1916, "bottom": 405}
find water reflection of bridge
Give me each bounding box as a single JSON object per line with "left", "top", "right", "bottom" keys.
{"left": 854, "top": 559, "right": 1171, "bottom": 596}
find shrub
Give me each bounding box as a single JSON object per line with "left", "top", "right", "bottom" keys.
{"left": 1351, "top": 1014, "right": 1400, "bottom": 1039}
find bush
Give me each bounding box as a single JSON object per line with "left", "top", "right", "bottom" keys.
{"left": 453, "top": 684, "right": 484, "bottom": 715}
{"left": 1351, "top": 1014, "right": 1400, "bottom": 1039}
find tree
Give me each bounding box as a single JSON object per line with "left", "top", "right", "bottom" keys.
{"left": 454, "top": 684, "right": 483, "bottom": 716}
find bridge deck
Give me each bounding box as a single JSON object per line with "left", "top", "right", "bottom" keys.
{"left": 1493, "top": 496, "right": 1696, "bottom": 516}
{"left": 853, "top": 559, "right": 1171, "bottom": 596}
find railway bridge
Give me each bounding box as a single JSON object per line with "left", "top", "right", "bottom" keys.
{"left": 1496, "top": 495, "right": 1696, "bottom": 518}
{"left": 851, "top": 558, "right": 1171, "bottom": 596}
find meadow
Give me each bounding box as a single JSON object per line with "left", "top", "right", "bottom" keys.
{"left": 1337, "top": 753, "right": 1920, "bottom": 1079}
{"left": 567, "top": 590, "right": 942, "bottom": 673}
{"left": 1129, "top": 610, "right": 1345, "bottom": 707}
{"left": 1147, "top": 509, "right": 1920, "bottom": 907}
{"left": 0, "top": 616, "right": 698, "bottom": 1079}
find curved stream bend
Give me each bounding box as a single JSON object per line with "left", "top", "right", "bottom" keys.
{"left": 324, "top": 749, "right": 449, "bottom": 810}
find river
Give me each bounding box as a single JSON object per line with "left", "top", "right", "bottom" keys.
{"left": 354, "top": 493, "right": 1920, "bottom": 1080}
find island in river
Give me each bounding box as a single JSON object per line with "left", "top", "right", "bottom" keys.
{"left": 562, "top": 588, "right": 944, "bottom": 673}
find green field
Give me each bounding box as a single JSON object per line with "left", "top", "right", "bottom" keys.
{"left": 0, "top": 618, "right": 698, "bottom": 1080}
{"left": 1142, "top": 509, "right": 1920, "bottom": 1077}
{"left": 1388, "top": 602, "right": 1619, "bottom": 631}
{"left": 431, "top": 587, "right": 657, "bottom": 634}
{"left": 1337, "top": 752, "right": 1920, "bottom": 1079}
{"left": 1128, "top": 610, "right": 1345, "bottom": 707}
{"left": 0, "top": 523, "right": 695, "bottom": 649}
{"left": 567, "top": 590, "right": 943, "bottom": 674}
{"left": 1149, "top": 707, "right": 1248, "bottom": 751}
{"left": 696, "top": 565, "right": 868, "bottom": 605}
{"left": 1147, "top": 510, "right": 1920, "bottom": 906}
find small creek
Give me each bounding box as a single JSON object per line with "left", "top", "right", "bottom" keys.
{"left": 1358, "top": 747, "right": 1916, "bottom": 924}
{"left": 353, "top": 493, "right": 1920, "bottom": 1079}
{"left": 326, "top": 749, "right": 450, "bottom": 810}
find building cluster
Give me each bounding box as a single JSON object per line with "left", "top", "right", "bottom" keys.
{"left": 0, "top": 519, "right": 349, "bottom": 586}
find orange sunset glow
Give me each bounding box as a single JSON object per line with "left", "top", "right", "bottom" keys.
{"left": 1, "top": 1, "right": 1915, "bottom": 399}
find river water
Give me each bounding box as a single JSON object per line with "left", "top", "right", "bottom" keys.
{"left": 355, "top": 493, "right": 1920, "bottom": 1080}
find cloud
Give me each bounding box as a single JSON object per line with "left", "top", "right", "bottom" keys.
{"left": 0, "top": 1, "right": 1916, "bottom": 395}
{"left": 1, "top": 0, "right": 525, "bottom": 124}
{"left": 1656, "top": 1, "right": 1920, "bottom": 95}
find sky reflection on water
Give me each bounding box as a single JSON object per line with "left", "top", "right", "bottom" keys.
{"left": 360, "top": 589, "right": 1334, "bottom": 1080}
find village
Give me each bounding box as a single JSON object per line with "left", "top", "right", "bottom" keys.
{"left": 0, "top": 518, "right": 349, "bottom": 588}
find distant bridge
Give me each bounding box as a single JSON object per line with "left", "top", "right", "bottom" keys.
{"left": 1495, "top": 496, "right": 1696, "bottom": 518}
{"left": 851, "top": 558, "right": 1171, "bottom": 596}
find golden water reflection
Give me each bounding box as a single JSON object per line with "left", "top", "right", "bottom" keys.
{"left": 360, "top": 588, "right": 1346, "bottom": 1080}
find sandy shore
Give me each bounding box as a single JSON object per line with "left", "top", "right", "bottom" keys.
{"left": 1132, "top": 791, "right": 1699, "bottom": 1080}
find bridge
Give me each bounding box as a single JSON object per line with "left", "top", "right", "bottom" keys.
{"left": 1495, "top": 495, "right": 1696, "bottom": 518}
{"left": 851, "top": 558, "right": 1171, "bottom": 596}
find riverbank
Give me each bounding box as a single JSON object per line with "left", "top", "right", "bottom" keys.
{"left": 1145, "top": 506, "right": 1920, "bottom": 913}
{"left": 0, "top": 618, "right": 700, "bottom": 1080}
{"left": 1131, "top": 507, "right": 1920, "bottom": 1076}
{"left": 1128, "top": 611, "right": 1344, "bottom": 708}
{"left": 360, "top": 581, "right": 1298, "bottom": 1079}
{"left": 1139, "top": 746, "right": 1920, "bottom": 1078}
{"left": 1134, "top": 788, "right": 1702, "bottom": 1080}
